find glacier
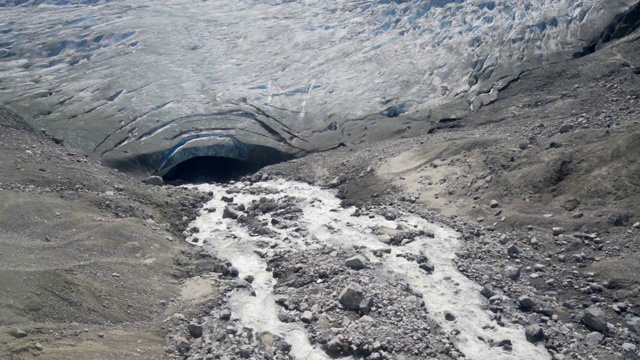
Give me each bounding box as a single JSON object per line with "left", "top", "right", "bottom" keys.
{"left": 0, "top": 0, "right": 637, "bottom": 177}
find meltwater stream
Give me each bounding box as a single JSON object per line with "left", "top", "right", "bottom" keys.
{"left": 186, "top": 179, "right": 550, "bottom": 360}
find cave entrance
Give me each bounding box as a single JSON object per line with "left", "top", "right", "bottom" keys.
{"left": 162, "top": 156, "right": 261, "bottom": 184}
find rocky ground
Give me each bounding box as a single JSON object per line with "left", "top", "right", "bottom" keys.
{"left": 1, "top": 21, "right": 640, "bottom": 360}
{"left": 0, "top": 106, "right": 225, "bottom": 359}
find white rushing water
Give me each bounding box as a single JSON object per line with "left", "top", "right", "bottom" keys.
{"left": 187, "top": 179, "right": 551, "bottom": 360}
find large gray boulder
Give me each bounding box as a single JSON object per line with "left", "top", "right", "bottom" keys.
{"left": 581, "top": 307, "right": 608, "bottom": 333}
{"left": 339, "top": 283, "right": 364, "bottom": 311}
{"left": 525, "top": 324, "right": 545, "bottom": 343}
{"left": 625, "top": 316, "right": 640, "bottom": 334}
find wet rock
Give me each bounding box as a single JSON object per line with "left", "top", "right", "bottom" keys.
{"left": 244, "top": 275, "right": 254, "bottom": 283}
{"left": 444, "top": 311, "right": 456, "bottom": 321}
{"left": 496, "top": 339, "right": 512, "bottom": 351}
{"left": 552, "top": 227, "right": 564, "bottom": 236}
{"left": 524, "top": 324, "right": 545, "bottom": 343}
{"left": 339, "top": 283, "right": 364, "bottom": 311}
{"left": 222, "top": 206, "right": 240, "bottom": 220}
{"left": 143, "top": 175, "right": 164, "bottom": 186}
{"left": 345, "top": 254, "right": 368, "bottom": 270}
{"left": 581, "top": 307, "right": 608, "bottom": 333}
{"left": 188, "top": 323, "right": 203, "bottom": 338}
{"left": 229, "top": 266, "right": 239, "bottom": 277}
{"left": 584, "top": 332, "right": 604, "bottom": 348}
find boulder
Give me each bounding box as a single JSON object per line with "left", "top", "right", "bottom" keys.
{"left": 625, "top": 316, "right": 640, "bottom": 334}
{"left": 480, "top": 285, "right": 496, "bottom": 299}
{"left": 518, "top": 295, "right": 536, "bottom": 311}
{"left": 584, "top": 332, "right": 604, "bottom": 348}
{"left": 345, "top": 254, "right": 368, "bottom": 270}
{"left": 359, "top": 297, "right": 374, "bottom": 315}
{"left": 525, "top": 324, "right": 545, "bottom": 343}
{"left": 188, "top": 323, "right": 203, "bottom": 338}
{"left": 504, "top": 265, "right": 521, "bottom": 280}
{"left": 10, "top": 328, "right": 27, "bottom": 339}
{"left": 581, "top": 307, "right": 607, "bottom": 333}
{"left": 339, "top": 283, "right": 364, "bottom": 310}
{"left": 143, "top": 176, "right": 164, "bottom": 186}
{"left": 301, "top": 311, "right": 314, "bottom": 323}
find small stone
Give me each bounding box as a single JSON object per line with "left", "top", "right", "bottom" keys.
{"left": 188, "top": 323, "right": 203, "bottom": 338}
{"left": 176, "top": 337, "right": 191, "bottom": 352}
{"left": 339, "top": 283, "right": 364, "bottom": 311}
{"left": 97, "top": 333, "right": 105, "bottom": 338}
{"left": 490, "top": 200, "right": 500, "bottom": 208}
{"left": 581, "top": 307, "right": 608, "bottom": 333}
{"left": 384, "top": 212, "right": 397, "bottom": 221}
{"left": 444, "top": 311, "right": 456, "bottom": 321}
{"left": 34, "top": 343, "right": 43, "bottom": 351}
{"left": 572, "top": 212, "right": 584, "bottom": 218}
{"left": 328, "top": 177, "right": 342, "bottom": 188}
{"left": 301, "top": 311, "right": 314, "bottom": 323}
{"left": 244, "top": 275, "right": 254, "bottom": 283}
{"left": 622, "top": 343, "right": 637, "bottom": 352}
{"left": 219, "top": 309, "right": 232, "bottom": 321}
{"left": 633, "top": 222, "right": 640, "bottom": 229}
{"left": 552, "top": 227, "right": 564, "bottom": 236}
{"left": 507, "top": 244, "right": 519, "bottom": 258}
{"left": 524, "top": 324, "right": 545, "bottom": 343}
{"left": 345, "top": 254, "right": 368, "bottom": 270}
{"left": 228, "top": 267, "right": 239, "bottom": 277}
{"left": 143, "top": 176, "right": 164, "bottom": 186}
